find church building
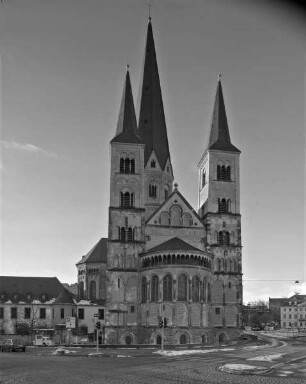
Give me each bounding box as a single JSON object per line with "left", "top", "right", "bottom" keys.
{"left": 76, "top": 19, "right": 243, "bottom": 345}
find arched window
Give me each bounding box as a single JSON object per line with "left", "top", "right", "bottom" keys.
{"left": 227, "top": 199, "right": 231, "bottom": 213}
{"left": 221, "top": 165, "right": 226, "bottom": 180}
{"left": 127, "top": 227, "right": 133, "bottom": 242}
{"left": 151, "top": 160, "right": 156, "bottom": 168}
{"left": 224, "top": 231, "right": 230, "bottom": 246}
{"left": 182, "top": 213, "right": 192, "bottom": 227}
{"left": 149, "top": 185, "right": 157, "bottom": 198}
{"left": 217, "top": 259, "right": 221, "bottom": 271}
{"left": 120, "top": 191, "right": 134, "bottom": 207}
{"left": 79, "top": 281, "right": 84, "bottom": 300}
{"left": 141, "top": 277, "right": 147, "bottom": 303}
{"left": 163, "top": 274, "right": 173, "bottom": 301}
{"left": 120, "top": 158, "right": 125, "bottom": 173}
{"left": 178, "top": 274, "right": 188, "bottom": 301}
{"left": 124, "top": 158, "right": 130, "bottom": 173}
{"left": 217, "top": 165, "right": 221, "bottom": 180}
{"left": 218, "top": 198, "right": 227, "bottom": 213}
{"left": 90, "top": 281, "right": 96, "bottom": 300}
{"left": 151, "top": 275, "right": 159, "bottom": 302}
{"left": 120, "top": 227, "right": 126, "bottom": 241}
{"left": 226, "top": 166, "right": 231, "bottom": 180}
{"left": 202, "top": 171, "right": 206, "bottom": 188}
{"left": 218, "top": 231, "right": 223, "bottom": 245}
{"left": 192, "top": 275, "right": 200, "bottom": 302}
{"left": 130, "top": 159, "right": 135, "bottom": 173}
{"left": 170, "top": 205, "right": 181, "bottom": 226}
{"left": 160, "top": 212, "right": 170, "bottom": 226}
{"left": 125, "top": 335, "right": 132, "bottom": 345}
{"left": 179, "top": 334, "right": 187, "bottom": 344}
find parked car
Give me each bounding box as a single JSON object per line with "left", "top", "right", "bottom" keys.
{"left": 33, "top": 335, "right": 54, "bottom": 347}
{"left": 0, "top": 339, "right": 26, "bottom": 352}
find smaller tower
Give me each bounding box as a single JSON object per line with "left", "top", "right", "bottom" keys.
{"left": 198, "top": 77, "right": 243, "bottom": 331}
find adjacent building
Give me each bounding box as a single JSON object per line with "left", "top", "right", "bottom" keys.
{"left": 76, "top": 19, "right": 243, "bottom": 345}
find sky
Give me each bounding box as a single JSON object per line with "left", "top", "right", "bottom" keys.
{"left": 0, "top": 0, "right": 305, "bottom": 304}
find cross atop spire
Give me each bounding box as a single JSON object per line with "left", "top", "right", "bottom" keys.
{"left": 207, "top": 78, "right": 240, "bottom": 153}
{"left": 137, "top": 19, "right": 171, "bottom": 169}
{"left": 111, "top": 69, "right": 142, "bottom": 144}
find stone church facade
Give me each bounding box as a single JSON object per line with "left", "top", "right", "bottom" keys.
{"left": 76, "top": 19, "right": 243, "bottom": 345}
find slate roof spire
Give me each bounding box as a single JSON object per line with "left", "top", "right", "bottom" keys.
{"left": 137, "top": 19, "right": 171, "bottom": 168}
{"left": 111, "top": 67, "right": 142, "bottom": 144}
{"left": 207, "top": 76, "right": 240, "bottom": 153}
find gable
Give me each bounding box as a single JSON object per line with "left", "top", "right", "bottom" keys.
{"left": 146, "top": 189, "right": 204, "bottom": 228}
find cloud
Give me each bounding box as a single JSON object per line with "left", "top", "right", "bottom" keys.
{"left": 0, "top": 140, "right": 57, "bottom": 158}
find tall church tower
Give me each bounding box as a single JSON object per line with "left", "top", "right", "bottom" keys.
{"left": 107, "top": 69, "right": 145, "bottom": 332}
{"left": 198, "top": 77, "right": 243, "bottom": 331}
{"left": 138, "top": 20, "right": 174, "bottom": 219}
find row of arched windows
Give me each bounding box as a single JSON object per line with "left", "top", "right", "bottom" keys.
{"left": 78, "top": 281, "right": 97, "bottom": 301}
{"left": 142, "top": 253, "right": 211, "bottom": 269}
{"left": 216, "top": 258, "right": 241, "bottom": 273}
{"left": 141, "top": 274, "right": 210, "bottom": 303}
{"left": 120, "top": 157, "right": 135, "bottom": 174}
{"left": 159, "top": 208, "right": 193, "bottom": 227}
{"left": 149, "top": 185, "right": 157, "bottom": 197}
{"left": 218, "top": 198, "right": 231, "bottom": 213}
{"left": 217, "top": 165, "right": 231, "bottom": 181}
{"left": 120, "top": 192, "right": 134, "bottom": 208}
{"left": 118, "top": 227, "right": 136, "bottom": 242}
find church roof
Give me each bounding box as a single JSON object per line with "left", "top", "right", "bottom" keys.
{"left": 137, "top": 20, "right": 171, "bottom": 169}
{"left": 207, "top": 78, "right": 240, "bottom": 153}
{"left": 0, "top": 276, "right": 65, "bottom": 302}
{"left": 76, "top": 237, "right": 108, "bottom": 265}
{"left": 143, "top": 237, "right": 204, "bottom": 255}
{"left": 111, "top": 69, "right": 143, "bottom": 144}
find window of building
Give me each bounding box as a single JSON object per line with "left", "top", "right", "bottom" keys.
{"left": 0, "top": 307, "right": 4, "bottom": 319}
{"left": 177, "top": 274, "right": 188, "bottom": 301}
{"left": 79, "top": 281, "right": 84, "bottom": 300}
{"left": 215, "top": 308, "right": 221, "bottom": 315}
{"left": 98, "top": 309, "right": 104, "bottom": 320}
{"left": 60, "top": 308, "right": 65, "bottom": 319}
{"left": 11, "top": 307, "right": 17, "bottom": 319}
{"left": 72, "top": 308, "right": 76, "bottom": 317}
{"left": 191, "top": 276, "right": 200, "bottom": 302}
{"left": 202, "top": 171, "right": 206, "bottom": 188}
{"left": 90, "top": 281, "right": 96, "bottom": 300}
{"left": 163, "top": 274, "right": 173, "bottom": 301}
{"left": 130, "top": 306, "right": 135, "bottom": 313}
{"left": 217, "top": 165, "right": 231, "bottom": 181}
{"left": 218, "top": 231, "right": 230, "bottom": 246}
{"left": 151, "top": 275, "right": 159, "bottom": 302}
{"left": 149, "top": 185, "right": 157, "bottom": 198}
{"left": 120, "top": 191, "right": 134, "bottom": 207}
{"left": 218, "top": 198, "right": 227, "bottom": 213}
{"left": 127, "top": 227, "right": 134, "bottom": 242}
{"left": 24, "top": 307, "right": 31, "bottom": 319}
{"left": 151, "top": 160, "right": 156, "bottom": 168}
{"left": 40, "top": 308, "right": 46, "bottom": 319}
{"left": 141, "top": 277, "right": 147, "bottom": 303}
{"left": 78, "top": 308, "right": 84, "bottom": 320}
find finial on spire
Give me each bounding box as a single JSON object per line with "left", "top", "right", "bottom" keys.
{"left": 148, "top": 2, "right": 152, "bottom": 21}
{"left": 218, "top": 73, "right": 222, "bottom": 82}
{"left": 174, "top": 182, "right": 178, "bottom": 190}
{"left": 126, "top": 64, "right": 130, "bottom": 72}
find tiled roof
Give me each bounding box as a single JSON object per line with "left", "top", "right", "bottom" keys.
{"left": 76, "top": 237, "right": 108, "bottom": 265}
{"left": 0, "top": 276, "right": 65, "bottom": 303}
{"left": 53, "top": 288, "right": 76, "bottom": 305}
{"left": 111, "top": 70, "right": 143, "bottom": 144}
{"left": 207, "top": 79, "right": 240, "bottom": 153}
{"left": 137, "top": 20, "right": 171, "bottom": 169}
{"left": 143, "top": 237, "right": 204, "bottom": 255}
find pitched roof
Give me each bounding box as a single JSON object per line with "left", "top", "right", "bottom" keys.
{"left": 76, "top": 237, "right": 108, "bottom": 265}
{"left": 137, "top": 20, "right": 171, "bottom": 169}
{"left": 111, "top": 70, "right": 143, "bottom": 144}
{"left": 53, "top": 288, "right": 76, "bottom": 305}
{"left": 143, "top": 237, "right": 204, "bottom": 255}
{"left": 0, "top": 276, "right": 65, "bottom": 302}
{"left": 207, "top": 79, "right": 240, "bottom": 153}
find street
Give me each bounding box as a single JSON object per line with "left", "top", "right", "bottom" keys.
{"left": 0, "top": 335, "right": 305, "bottom": 383}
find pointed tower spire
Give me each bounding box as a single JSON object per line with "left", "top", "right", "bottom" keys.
{"left": 111, "top": 68, "right": 142, "bottom": 144}
{"left": 138, "top": 19, "right": 171, "bottom": 169}
{"left": 207, "top": 77, "right": 240, "bottom": 153}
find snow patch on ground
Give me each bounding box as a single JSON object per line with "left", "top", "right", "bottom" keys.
{"left": 243, "top": 344, "right": 270, "bottom": 350}
{"left": 248, "top": 354, "right": 283, "bottom": 362}
{"left": 52, "top": 348, "right": 77, "bottom": 355}
{"left": 155, "top": 348, "right": 234, "bottom": 357}
{"left": 220, "top": 364, "right": 266, "bottom": 372}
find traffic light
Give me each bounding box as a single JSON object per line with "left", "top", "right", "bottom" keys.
{"left": 159, "top": 319, "right": 164, "bottom": 328}
{"left": 96, "top": 321, "right": 101, "bottom": 329}
{"left": 164, "top": 317, "right": 167, "bottom": 328}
